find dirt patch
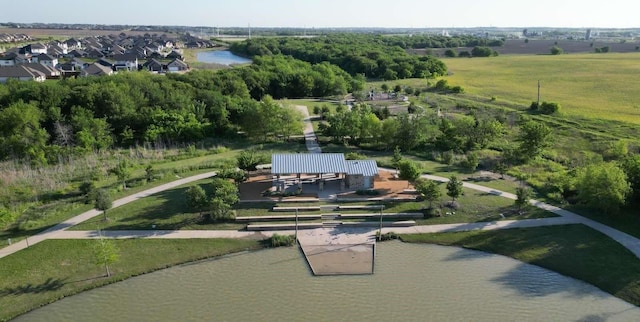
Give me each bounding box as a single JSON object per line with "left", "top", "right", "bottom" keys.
{"left": 337, "top": 171, "right": 416, "bottom": 200}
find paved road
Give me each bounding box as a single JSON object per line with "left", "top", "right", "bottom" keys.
{"left": 0, "top": 171, "right": 218, "bottom": 259}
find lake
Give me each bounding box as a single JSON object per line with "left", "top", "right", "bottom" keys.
{"left": 16, "top": 242, "right": 640, "bottom": 321}
{"left": 196, "top": 50, "right": 252, "bottom": 65}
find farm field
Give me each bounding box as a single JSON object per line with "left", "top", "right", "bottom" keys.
{"left": 441, "top": 53, "right": 640, "bottom": 124}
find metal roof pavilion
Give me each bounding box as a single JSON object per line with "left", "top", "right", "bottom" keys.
{"left": 271, "top": 153, "right": 348, "bottom": 175}
{"left": 345, "top": 160, "right": 379, "bottom": 177}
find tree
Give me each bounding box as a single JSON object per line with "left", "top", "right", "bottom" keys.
{"left": 515, "top": 186, "right": 532, "bottom": 212}
{"left": 145, "top": 165, "right": 156, "bottom": 183}
{"left": 517, "top": 121, "right": 552, "bottom": 161}
{"left": 209, "top": 198, "right": 233, "bottom": 221}
{"left": 446, "top": 176, "right": 464, "bottom": 202}
{"left": 444, "top": 49, "right": 457, "bottom": 57}
{"left": 620, "top": 155, "right": 640, "bottom": 204}
{"left": 94, "top": 189, "right": 112, "bottom": 221}
{"left": 414, "top": 178, "right": 441, "bottom": 209}
{"left": 494, "top": 161, "right": 508, "bottom": 179}
{"left": 391, "top": 146, "right": 403, "bottom": 173}
{"left": 550, "top": 46, "right": 563, "bottom": 55}
{"left": 381, "top": 83, "right": 389, "bottom": 92}
{"left": 463, "top": 152, "right": 479, "bottom": 173}
{"left": 79, "top": 181, "right": 96, "bottom": 204}
{"left": 109, "top": 159, "right": 131, "bottom": 189}
{"left": 236, "top": 149, "right": 269, "bottom": 172}
{"left": 206, "top": 177, "right": 240, "bottom": 221}
{"left": 576, "top": 163, "right": 631, "bottom": 214}
{"left": 94, "top": 234, "right": 119, "bottom": 277}
{"left": 185, "top": 185, "right": 208, "bottom": 215}
{"left": 398, "top": 160, "right": 421, "bottom": 185}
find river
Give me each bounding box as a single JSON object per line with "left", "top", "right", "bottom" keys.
{"left": 196, "top": 50, "right": 252, "bottom": 65}
{"left": 16, "top": 242, "right": 640, "bottom": 321}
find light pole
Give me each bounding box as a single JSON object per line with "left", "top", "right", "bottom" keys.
{"left": 378, "top": 205, "right": 384, "bottom": 240}
{"left": 295, "top": 208, "right": 299, "bottom": 244}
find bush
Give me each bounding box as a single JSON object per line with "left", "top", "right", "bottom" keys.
{"left": 376, "top": 232, "right": 399, "bottom": 241}
{"left": 270, "top": 234, "right": 296, "bottom": 247}
{"left": 540, "top": 102, "right": 560, "bottom": 114}
{"left": 550, "top": 46, "right": 563, "bottom": 55}
{"left": 345, "top": 152, "right": 367, "bottom": 160}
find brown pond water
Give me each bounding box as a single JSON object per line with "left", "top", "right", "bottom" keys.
{"left": 16, "top": 242, "right": 640, "bottom": 321}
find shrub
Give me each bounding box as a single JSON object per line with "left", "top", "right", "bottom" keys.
{"left": 540, "top": 101, "right": 560, "bottom": 114}
{"left": 376, "top": 232, "right": 399, "bottom": 241}
{"left": 270, "top": 234, "right": 296, "bottom": 247}
{"left": 345, "top": 152, "right": 367, "bottom": 160}
{"left": 550, "top": 46, "right": 563, "bottom": 55}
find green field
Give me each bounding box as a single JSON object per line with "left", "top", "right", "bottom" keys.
{"left": 441, "top": 53, "right": 640, "bottom": 124}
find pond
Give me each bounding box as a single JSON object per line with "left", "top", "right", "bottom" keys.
{"left": 196, "top": 50, "right": 252, "bottom": 65}
{"left": 17, "top": 242, "right": 640, "bottom": 321}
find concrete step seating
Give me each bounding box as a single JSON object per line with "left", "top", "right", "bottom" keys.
{"left": 236, "top": 214, "right": 321, "bottom": 222}
{"left": 337, "top": 205, "right": 384, "bottom": 210}
{"left": 272, "top": 206, "right": 321, "bottom": 212}
{"left": 246, "top": 223, "right": 323, "bottom": 231}
{"left": 339, "top": 213, "right": 423, "bottom": 219}
{"left": 342, "top": 220, "right": 416, "bottom": 227}
{"left": 321, "top": 213, "right": 340, "bottom": 221}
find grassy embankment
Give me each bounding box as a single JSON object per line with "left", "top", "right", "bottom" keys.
{"left": 74, "top": 176, "right": 554, "bottom": 231}
{"left": 400, "top": 224, "right": 640, "bottom": 306}
{"left": 0, "top": 140, "right": 306, "bottom": 246}
{"left": 0, "top": 238, "right": 263, "bottom": 321}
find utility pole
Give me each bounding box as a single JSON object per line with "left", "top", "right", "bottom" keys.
{"left": 537, "top": 80, "right": 541, "bottom": 106}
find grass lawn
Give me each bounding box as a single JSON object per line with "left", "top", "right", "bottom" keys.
{"left": 441, "top": 53, "right": 640, "bottom": 124}
{"left": 400, "top": 224, "right": 640, "bottom": 306}
{"left": 0, "top": 238, "right": 262, "bottom": 321}
{"left": 72, "top": 179, "right": 246, "bottom": 231}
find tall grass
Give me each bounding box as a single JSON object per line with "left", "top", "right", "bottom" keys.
{"left": 441, "top": 53, "right": 640, "bottom": 124}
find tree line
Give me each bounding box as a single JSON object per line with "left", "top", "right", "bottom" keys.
{"left": 230, "top": 34, "right": 448, "bottom": 80}
{"left": 0, "top": 56, "right": 339, "bottom": 164}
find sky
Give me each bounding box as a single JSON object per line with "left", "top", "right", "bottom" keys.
{"left": 1, "top": 0, "right": 638, "bottom": 29}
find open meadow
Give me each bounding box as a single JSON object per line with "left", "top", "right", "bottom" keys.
{"left": 441, "top": 53, "right": 640, "bottom": 124}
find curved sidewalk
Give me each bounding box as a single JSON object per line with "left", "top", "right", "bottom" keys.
{"left": 0, "top": 171, "right": 217, "bottom": 259}
{"left": 379, "top": 167, "right": 640, "bottom": 259}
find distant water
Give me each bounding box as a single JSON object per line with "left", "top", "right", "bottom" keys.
{"left": 196, "top": 50, "right": 251, "bottom": 65}
{"left": 17, "top": 242, "right": 640, "bottom": 321}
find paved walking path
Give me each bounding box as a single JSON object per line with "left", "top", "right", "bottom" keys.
{"left": 295, "top": 105, "right": 321, "bottom": 153}
{"left": 0, "top": 172, "right": 217, "bottom": 259}
{"left": 2, "top": 107, "right": 640, "bottom": 263}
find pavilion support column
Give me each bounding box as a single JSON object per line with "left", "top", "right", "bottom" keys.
{"left": 297, "top": 173, "right": 302, "bottom": 188}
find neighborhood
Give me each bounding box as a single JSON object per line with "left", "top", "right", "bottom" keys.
{"left": 0, "top": 32, "right": 215, "bottom": 81}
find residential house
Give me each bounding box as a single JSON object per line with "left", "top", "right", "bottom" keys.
{"left": 68, "top": 49, "right": 88, "bottom": 58}
{"left": 65, "top": 38, "right": 81, "bottom": 50}
{"left": 33, "top": 53, "right": 58, "bottom": 67}
{"left": 96, "top": 57, "right": 115, "bottom": 69}
{"left": 0, "top": 65, "right": 46, "bottom": 82}
{"left": 22, "top": 63, "right": 61, "bottom": 79}
{"left": 166, "top": 50, "right": 183, "bottom": 60}
{"left": 25, "top": 43, "right": 47, "bottom": 55}
{"left": 167, "top": 58, "right": 188, "bottom": 72}
{"left": 143, "top": 58, "right": 164, "bottom": 72}
{"left": 0, "top": 52, "right": 17, "bottom": 66}
{"left": 80, "top": 63, "right": 113, "bottom": 77}
{"left": 112, "top": 54, "right": 138, "bottom": 71}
